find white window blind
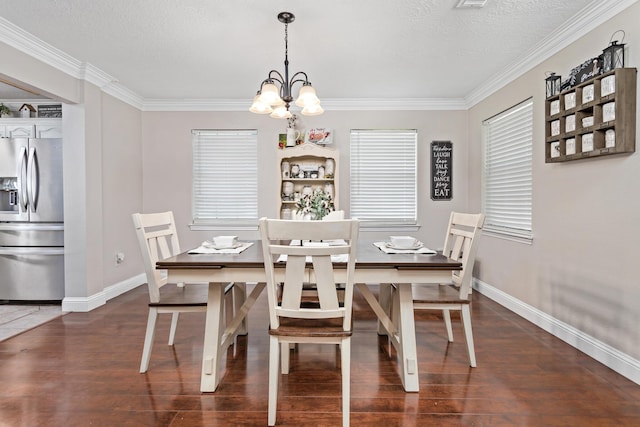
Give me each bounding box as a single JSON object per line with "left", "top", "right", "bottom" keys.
{"left": 482, "top": 99, "right": 533, "bottom": 240}
{"left": 350, "top": 129, "right": 417, "bottom": 225}
{"left": 192, "top": 130, "right": 258, "bottom": 226}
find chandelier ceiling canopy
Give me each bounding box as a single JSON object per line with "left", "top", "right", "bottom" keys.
{"left": 250, "top": 12, "right": 323, "bottom": 119}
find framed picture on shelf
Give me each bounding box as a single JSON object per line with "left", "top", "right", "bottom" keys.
{"left": 278, "top": 133, "right": 287, "bottom": 149}
{"left": 37, "top": 104, "right": 62, "bottom": 118}
{"left": 305, "top": 128, "right": 333, "bottom": 145}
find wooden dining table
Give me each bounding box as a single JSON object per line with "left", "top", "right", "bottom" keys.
{"left": 156, "top": 239, "right": 461, "bottom": 393}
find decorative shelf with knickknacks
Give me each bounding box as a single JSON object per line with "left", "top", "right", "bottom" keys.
{"left": 544, "top": 32, "right": 636, "bottom": 163}
{"left": 277, "top": 142, "right": 338, "bottom": 220}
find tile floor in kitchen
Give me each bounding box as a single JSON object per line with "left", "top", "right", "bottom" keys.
{"left": 0, "top": 303, "right": 65, "bottom": 341}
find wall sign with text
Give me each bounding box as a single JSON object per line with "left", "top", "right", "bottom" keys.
{"left": 431, "top": 141, "right": 452, "bottom": 200}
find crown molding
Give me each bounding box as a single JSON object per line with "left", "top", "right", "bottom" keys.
{"left": 141, "top": 97, "right": 468, "bottom": 112}
{"left": 79, "top": 63, "right": 115, "bottom": 89}
{"left": 101, "top": 82, "right": 145, "bottom": 110}
{"left": 0, "top": 17, "right": 82, "bottom": 78}
{"left": 141, "top": 99, "right": 248, "bottom": 111}
{"left": 3, "top": 0, "right": 638, "bottom": 112}
{"left": 465, "top": 0, "right": 639, "bottom": 107}
{"left": 321, "top": 98, "right": 468, "bottom": 111}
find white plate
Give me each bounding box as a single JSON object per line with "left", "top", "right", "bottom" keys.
{"left": 386, "top": 241, "right": 424, "bottom": 250}
{"left": 203, "top": 241, "right": 243, "bottom": 250}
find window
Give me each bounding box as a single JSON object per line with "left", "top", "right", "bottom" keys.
{"left": 192, "top": 130, "right": 258, "bottom": 227}
{"left": 350, "top": 129, "right": 417, "bottom": 226}
{"left": 482, "top": 98, "right": 533, "bottom": 240}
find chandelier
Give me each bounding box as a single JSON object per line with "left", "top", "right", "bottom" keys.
{"left": 249, "top": 11, "right": 323, "bottom": 118}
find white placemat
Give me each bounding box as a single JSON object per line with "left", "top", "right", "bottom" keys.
{"left": 289, "top": 239, "right": 348, "bottom": 247}
{"left": 277, "top": 254, "right": 349, "bottom": 263}
{"left": 188, "top": 241, "right": 254, "bottom": 254}
{"left": 373, "top": 241, "right": 436, "bottom": 255}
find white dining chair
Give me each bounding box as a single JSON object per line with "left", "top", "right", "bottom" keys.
{"left": 393, "top": 212, "right": 484, "bottom": 367}
{"left": 322, "top": 210, "right": 345, "bottom": 220}
{"left": 132, "top": 211, "right": 234, "bottom": 373}
{"left": 259, "top": 217, "right": 359, "bottom": 427}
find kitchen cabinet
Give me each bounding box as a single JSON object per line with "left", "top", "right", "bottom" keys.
{"left": 0, "top": 118, "right": 62, "bottom": 139}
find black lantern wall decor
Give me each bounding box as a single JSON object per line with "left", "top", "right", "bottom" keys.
{"left": 545, "top": 72, "right": 561, "bottom": 98}
{"left": 602, "top": 30, "right": 626, "bottom": 72}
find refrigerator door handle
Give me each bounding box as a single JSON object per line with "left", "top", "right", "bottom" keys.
{"left": 27, "top": 146, "right": 39, "bottom": 212}
{"left": 18, "top": 146, "right": 28, "bottom": 210}
{"left": 0, "top": 247, "right": 64, "bottom": 256}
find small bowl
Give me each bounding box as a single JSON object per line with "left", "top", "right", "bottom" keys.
{"left": 213, "top": 235, "right": 238, "bottom": 248}
{"left": 389, "top": 236, "right": 417, "bottom": 249}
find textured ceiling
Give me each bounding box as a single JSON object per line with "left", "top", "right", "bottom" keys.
{"left": 0, "top": 0, "right": 602, "bottom": 103}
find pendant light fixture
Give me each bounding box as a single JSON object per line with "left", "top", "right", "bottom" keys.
{"left": 250, "top": 12, "right": 323, "bottom": 118}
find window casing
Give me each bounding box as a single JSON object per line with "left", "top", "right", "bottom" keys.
{"left": 482, "top": 99, "right": 533, "bottom": 241}
{"left": 192, "top": 130, "right": 258, "bottom": 227}
{"left": 350, "top": 129, "right": 417, "bottom": 226}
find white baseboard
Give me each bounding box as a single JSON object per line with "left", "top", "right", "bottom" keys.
{"left": 61, "top": 273, "right": 145, "bottom": 312}
{"left": 473, "top": 278, "right": 640, "bottom": 385}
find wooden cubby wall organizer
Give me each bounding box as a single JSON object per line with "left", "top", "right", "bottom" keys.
{"left": 545, "top": 67, "right": 637, "bottom": 163}
{"left": 277, "top": 143, "right": 339, "bottom": 219}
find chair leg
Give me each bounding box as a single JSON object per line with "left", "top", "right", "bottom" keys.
{"left": 460, "top": 305, "right": 476, "bottom": 367}
{"left": 341, "top": 338, "right": 351, "bottom": 427}
{"left": 168, "top": 312, "right": 179, "bottom": 345}
{"left": 140, "top": 308, "right": 158, "bottom": 373}
{"left": 268, "top": 336, "right": 280, "bottom": 426}
{"left": 443, "top": 309, "right": 454, "bottom": 342}
{"left": 280, "top": 342, "right": 291, "bottom": 374}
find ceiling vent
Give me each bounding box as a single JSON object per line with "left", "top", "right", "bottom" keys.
{"left": 455, "top": 0, "right": 488, "bottom": 8}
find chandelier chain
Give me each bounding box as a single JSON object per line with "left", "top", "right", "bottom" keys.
{"left": 284, "top": 23, "right": 289, "bottom": 62}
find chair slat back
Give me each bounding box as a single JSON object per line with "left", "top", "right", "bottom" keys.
{"left": 259, "top": 218, "right": 359, "bottom": 330}
{"left": 442, "top": 212, "right": 485, "bottom": 298}
{"left": 132, "top": 211, "right": 181, "bottom": 303}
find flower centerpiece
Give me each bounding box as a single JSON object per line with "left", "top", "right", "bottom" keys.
{"left": 295, "top": 188, "right": 334, "bottom": 220}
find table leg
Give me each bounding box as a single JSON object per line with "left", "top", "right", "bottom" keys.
{"left": 356, "top": 283, "right": 397, "bottom": 338}
{"left": 377, "top": 283, "right": 392, "bottom": 335}
{"left": 200, "top": 283, "right": 225, "bottom": 392}
{"left": 396, "top": 283, "right": 419, "bottom": 392}
{"left": 220, "top": 283, "right": 266, "bottom": 351}
{"left": 234, "top": 283, "right": 248, "bottom": 335}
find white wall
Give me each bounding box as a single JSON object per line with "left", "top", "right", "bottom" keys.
{"left": 1, "top": 40, "right": 144, "bottom": 308}
{"left": 101, "top": 94, "right": 143, "bottom": 288}
{"left": 141, "top": 109, "right": 470, "bottom": 251}
{"left": 468, "top": 4, "right": 640, "bottom": 365}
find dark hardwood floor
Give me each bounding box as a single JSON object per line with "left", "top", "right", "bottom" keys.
{"left": 1, "top": 283, "right": 639, "bottom": 426}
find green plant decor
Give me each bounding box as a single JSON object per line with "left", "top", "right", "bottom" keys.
{"left": 295, "top": 189, "right": 334, "bottom": 220}
{"left": 0, "top": 103, "right": 11, "bottom": 117}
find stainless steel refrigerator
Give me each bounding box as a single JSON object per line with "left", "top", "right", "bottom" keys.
{"left": 0, "top": 137, "right": 64, "bottom": 301}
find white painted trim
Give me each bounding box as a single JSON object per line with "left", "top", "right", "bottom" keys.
{"left": 465, "top": 0, "right": 639, "bottom": 107}
{"left": 3, "top": 1, "right": 636, "bottom": 111}
{"left": 61, "top": 273, "right": 145, "bottom": 312}
{"left": 0, "top": 16, "right": 82, "bottom": 78}
{"left": 321, "top": 98, "right": 468, "bottom": 111}
{"left": 61, "top": 293, "right": 105, "bottom": 313}
{"left": 140, "top": 97, "right": 469, "bottom": 112}
{"left": 473, "top": 278, "right": 640, "bottom": 385}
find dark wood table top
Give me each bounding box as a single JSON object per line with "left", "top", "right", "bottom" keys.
{"left": 157, "top": 239, "right": 461, "bottom": 271}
